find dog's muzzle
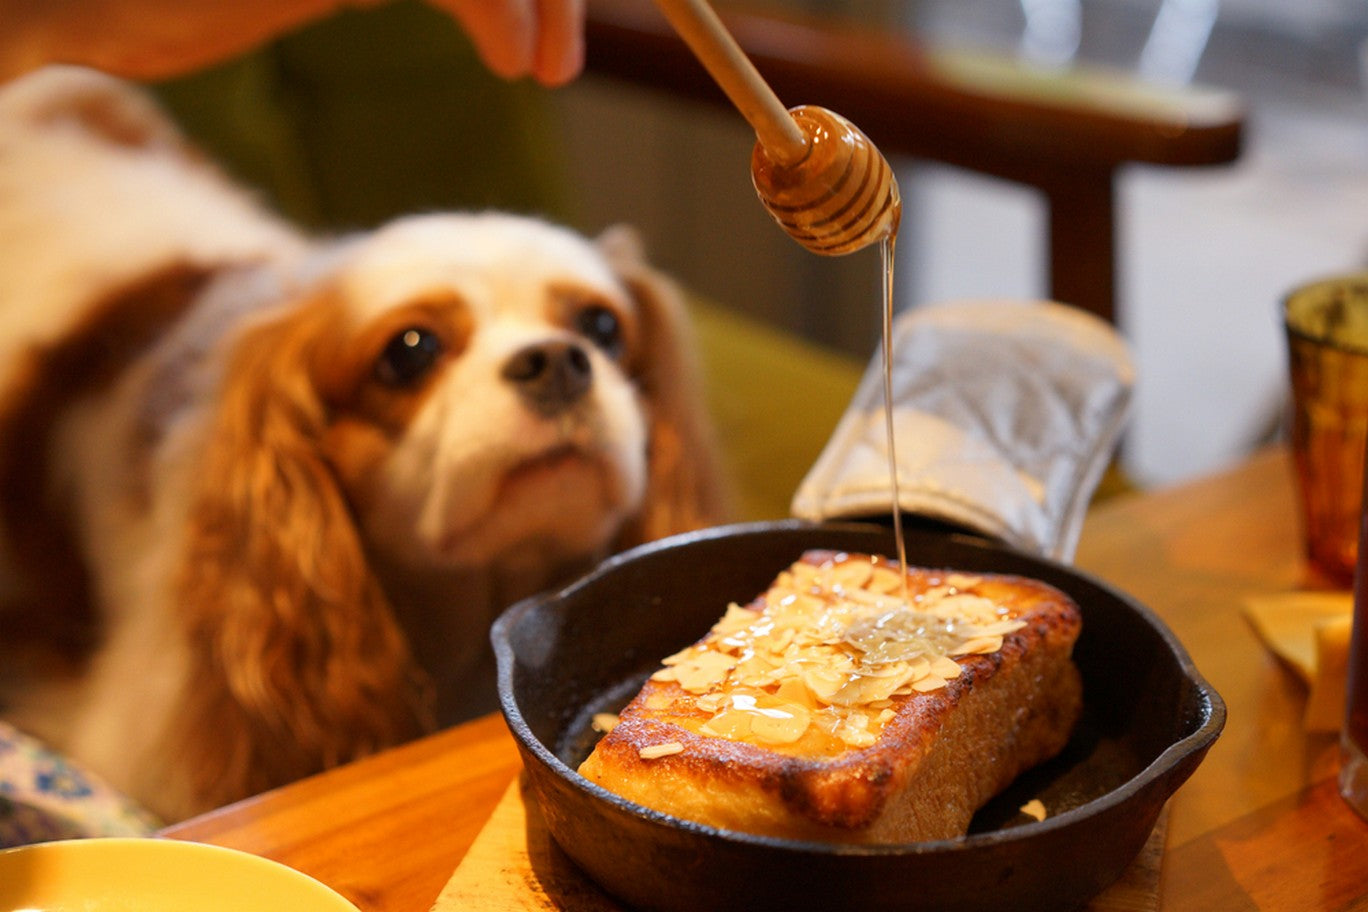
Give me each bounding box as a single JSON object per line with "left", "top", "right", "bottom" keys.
{"left": 502, "top": 341, "right": 593, "bottom": 416}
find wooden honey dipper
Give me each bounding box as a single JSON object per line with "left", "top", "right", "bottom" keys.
{"left": 653, "top": 0, "right": 901, "bottom": 255}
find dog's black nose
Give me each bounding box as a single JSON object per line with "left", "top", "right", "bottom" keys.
{"left": 502, "top": 341, "right": 593, "bottom": 415}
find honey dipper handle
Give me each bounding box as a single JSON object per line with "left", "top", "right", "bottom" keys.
{"left": 652, "top": 0, "right": 808, "bottom": 166}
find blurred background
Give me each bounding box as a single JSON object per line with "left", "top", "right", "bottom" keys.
{"left": 152, "top": 0, "right": 1368, "bottom": 506}
{"left": 552, "top": 0, "right": 1368, "bottom": 488}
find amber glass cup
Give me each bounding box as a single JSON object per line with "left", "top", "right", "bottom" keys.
{"left": 1343, "top": 455, "right": 1368, "bottom": 819}
{"left": 1284, "top": 275, "right": 1368, "bottom": 587}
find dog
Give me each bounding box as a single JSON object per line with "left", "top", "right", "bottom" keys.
{"left": 0, "top": 67, "right": 727, "bottom": 823}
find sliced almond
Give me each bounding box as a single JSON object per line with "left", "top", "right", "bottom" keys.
{"left": 700, "top": 708, "right": 752, "bottom": 740}
{"left": 747, "top": 702, "right": 811, "bottom": 745}
{"left": 912, "top": 674, "right": 947, "bottom": 693}
{"left": 711, "top": 603, "right": 761, "bottom": 636}
{"left": 867, "top": 565, "right": 905, "bottom": 594}
{"left": 930, "top": 655, "right": 963, "bottom": 679}
{"left": 825, "top": 556, "right": 873, "bottom": 591}
{"left": 954, "top": 635, "right": 1003, "bottom": 656}
{"left": 944, "top": 573, "right": 983, "bottom": 590}
{"left": 639, "top": 742, "right": 685, "bottom": 760}
{"left": 673, "top": 649, "right": 739, "bottom": 693}
{"left": 591, "top": 713, "right": 620, "bottom": 733}
{"left": 694, "top": 692, "right": 724, "bottom": 713}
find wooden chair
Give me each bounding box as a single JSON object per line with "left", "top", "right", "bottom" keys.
{"left": 581, "top": 0, "right": 1245, "bottom": 325}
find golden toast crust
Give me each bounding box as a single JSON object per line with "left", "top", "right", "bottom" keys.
{"left": 578, "top": 551, "right": 1083, "bottom": 843}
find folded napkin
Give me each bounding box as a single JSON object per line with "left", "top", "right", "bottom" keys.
{"left": 792, "top": 300, "right": 1134, "bottom": 562}
{"left": 1243, "top": 592, "right": 1354, "bottom": 733}
{"left": 0, "top": 720, "right": 160, "bottom": 847}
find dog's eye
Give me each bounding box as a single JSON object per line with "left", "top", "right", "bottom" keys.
{"left": 574, "top": 306, "right": 622, "bottom": 358}
{"left": 375, "top": 327, "right": 444, "bottom": 387}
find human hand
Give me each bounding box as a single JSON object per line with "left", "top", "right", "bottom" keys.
{"left": 433, "top": 0, "right": 585, "bottom": 87}
{"left": 1, "top": 0, "right": 585, "bottom": 86}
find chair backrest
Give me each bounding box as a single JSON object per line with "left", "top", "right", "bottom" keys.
{"left": 581, "top": 0, "right": 1245, "bottom": 325}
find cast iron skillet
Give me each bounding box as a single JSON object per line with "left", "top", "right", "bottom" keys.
{"left": 493, "top": 520, "right": 1224, "bottom": 912}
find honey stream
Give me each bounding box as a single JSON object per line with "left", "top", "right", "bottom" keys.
{"left": 651, "top": 0, "right": 909, "bottom": 591}
{"left": 879, "top": 234, "right": 911, "bottom": 606}
{"left": 748, "top": 106, "right": 906, "bottom": 599}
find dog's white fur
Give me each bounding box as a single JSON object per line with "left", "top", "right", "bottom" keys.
{"left": 0, "top": 67, "right": 725, "bottom": 822}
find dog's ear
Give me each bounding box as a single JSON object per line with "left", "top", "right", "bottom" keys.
{"left": 598, "top": 226, "right": 731, "bottom": 545}
{"left": 0, "top": 264, "right": 214, "bottom": 667}
{"left": 165, "top": 300, "right": 431, "bottom": 815}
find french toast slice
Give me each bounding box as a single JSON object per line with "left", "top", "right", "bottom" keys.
{"left": 577, "top": 550, "right": 1083, "bottom": 843}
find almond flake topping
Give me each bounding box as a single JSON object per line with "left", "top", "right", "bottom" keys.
{"left": 591, "top": 713, "right": 620, "bottom": 733}
{"left": 639, "top": 742, "right": 685, "bottom": 760}
{"left": 655, "top": 553, "right": 1026, "bottom": 748}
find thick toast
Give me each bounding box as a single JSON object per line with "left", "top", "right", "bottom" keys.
{"left": 577, "top": 550, "right": 1083, "bottom": 843}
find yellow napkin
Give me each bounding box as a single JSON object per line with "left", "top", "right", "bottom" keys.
{"left": 1243, "top": 592, "right": 1354, "bottom": 732}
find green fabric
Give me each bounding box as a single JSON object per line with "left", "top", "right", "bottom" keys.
{"left": 150, "top": 0, "right": 566, "bottom": 230}
{"left": 690, "top": 300, "right": 863, "bottom": 521}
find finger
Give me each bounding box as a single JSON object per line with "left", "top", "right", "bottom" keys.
{"left": 435, "top": 0, "right": 536, "bottom": 81}
{"left": 530, "top": 0, "right": 585, "bottom": 86}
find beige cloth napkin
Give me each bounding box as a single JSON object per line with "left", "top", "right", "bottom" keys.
{"left": 792, "top": 300, "right": 1134, "bottom": 562}
{"left": 1243, "top": 592, "right": 1354, "bottom": 733}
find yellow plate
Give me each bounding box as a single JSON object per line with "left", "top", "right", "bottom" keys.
{"left": 0, "top": 837, "right": 360, "bottom": 911}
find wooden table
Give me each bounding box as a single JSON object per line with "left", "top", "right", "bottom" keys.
{"left": 162, "top": 448, "right": 1368, "bottom": 910}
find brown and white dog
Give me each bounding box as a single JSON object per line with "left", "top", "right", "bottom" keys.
{"left": 0, "top": 67, "right": 726, "bottom": 822}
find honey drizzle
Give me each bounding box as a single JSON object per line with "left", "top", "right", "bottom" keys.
{"left": 879, "top": 234, "right": 911, "bottom": 605}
